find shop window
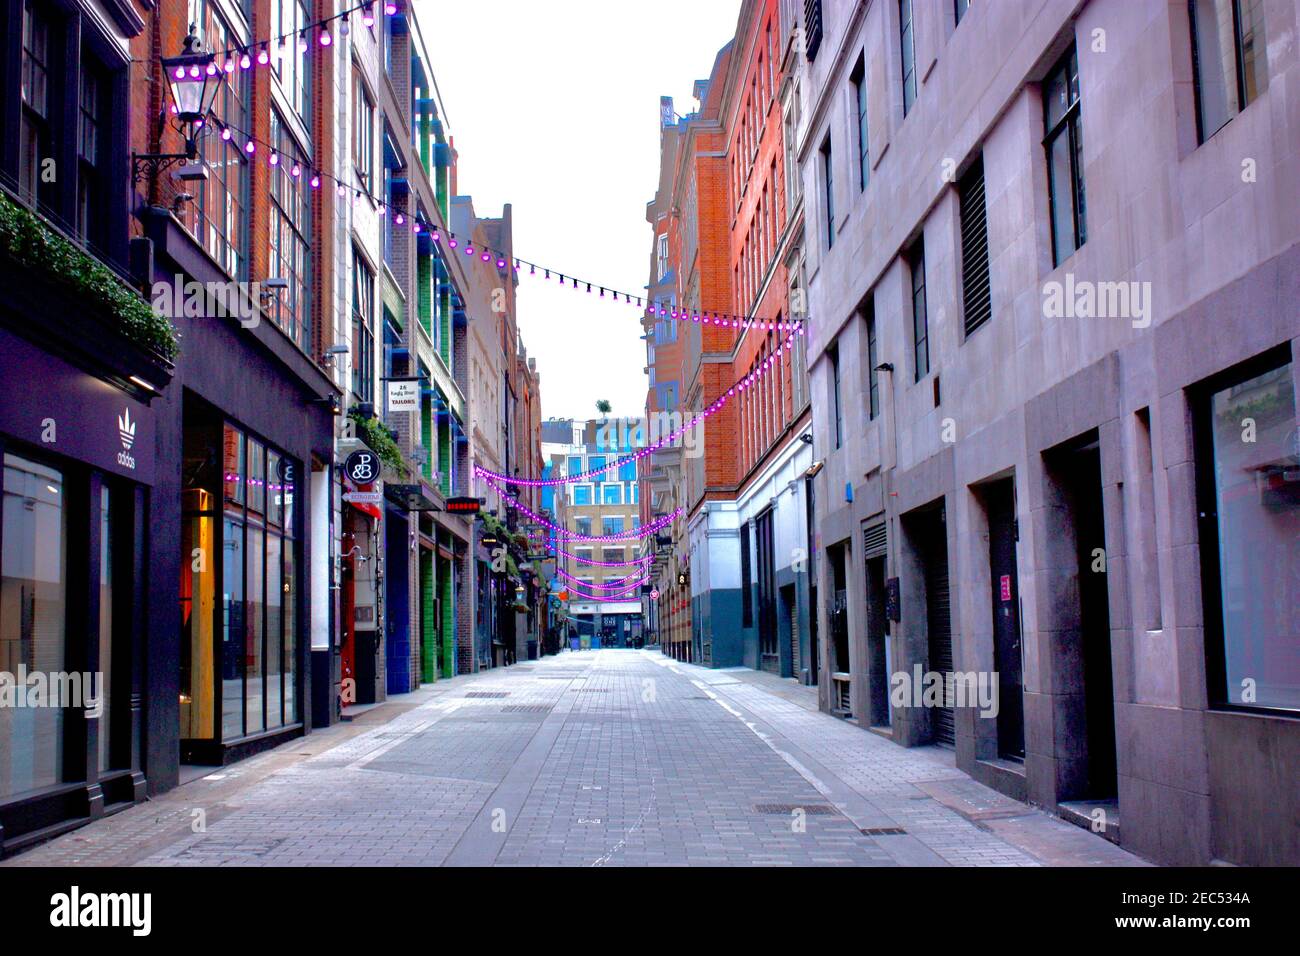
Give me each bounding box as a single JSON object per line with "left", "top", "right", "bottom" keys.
{"left": 0, "top": 453, "right": 67, "bottom": 798}
{"left": 1197, "top": 354, "right": 1299, "bottom": 712}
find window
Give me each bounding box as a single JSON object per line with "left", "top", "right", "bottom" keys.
{"left": 740, "top": 521, "right": 753, "bottom": 627}
{"left": 1195, "top": 353, "right": 1298, "bottom": 713}
{"left": 955, "top": 0, "right": 971, "bottom": 24}
{"left": 353, "top": 68, "right": 375, "bottom": 188}
{"left": 830, "top": 343, "right": 843, "bottom": 449}
{"left": 588, "top": 456, "right": 607, "bottom": 480}
{"left": 1190, "top": 0, "right": 1268, "bottom": 142}
{"left": 783, "top": 87, "right": 801, "bottom": 207}
{"left": 909, "top": 238, "right": 929, "bottom": 380}
{"left": 351, "top": 249, "right": 375, "bottom": 403}
{"left": 190, "top": 1, "right": 248, "bottom": 278}
{"left": 805, "top": 0, "right": 824, "bottom": 61}
{"left": 899, "top": 0, "right": 917, "bottom": 116}
{"left": 272, "top": 0, "right": 309, "bottom": 120}
{"left": 603, "top": 485, "right": 621, "bottom": 505}
{"left": 618, "top": 460, "right": 637, "bottom": 481}
{"left": 574, "top": 516, "right": 592, "bottom": 536}
{"left": 1044, "top": 45, "right": 1086, "bottom": 266}
{"left": 820, "top": 137, "right": 835, "bottom": 248}
{"left": 958, "top": 155, "right": 991, "bottom": 336}
{"left": 866, "top": 302, "right": 880, "bottom": 419}
{"left": 567, "top": 456, "right": 582, "bottom": 477}
{"left": 269, "top": 110, "right": 311, "bottom": 349}
{"left": 1, "top": 453, "right": 67, "bottom": 798}
{"left": 573, "top": 486, "right": 593, "bottom": 506}
{"left": 602, "top": 517, "right": 624, "bottom": 536}
{"left": 77, "top": 63, "right": 107, "bottom": 250}
{"left": 19, "top": 0, "right": 50, "bottom": 205}
{"left": 657, "top": 234, "right": 669, "bottom": 279}
{"left": 603, "top": 548, "right": 626, "bottom": 564}
{"left": 852, "top": 58, "right": 870, "bottom": 191}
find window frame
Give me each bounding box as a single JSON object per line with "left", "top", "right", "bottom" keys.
{"left": 909, "top": 238, "right": 930, "bottom": 381}
{"left": 1043, "top": 45, "right": 1086, "bottom": 267}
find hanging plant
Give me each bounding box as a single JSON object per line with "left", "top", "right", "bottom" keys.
{"left": 348, "top": 408, "right": 408, "bottom": 477}
{"left": 0, "top": 191, "right": 179, "bottom": 360}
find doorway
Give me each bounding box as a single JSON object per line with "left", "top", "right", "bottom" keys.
{"left": 985, "top": 479, "right": 1024, "bottom": 760}
{"left": 917, "top": 505, "right": 954, "bottom": 745}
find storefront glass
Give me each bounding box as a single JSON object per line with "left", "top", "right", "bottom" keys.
{"left": 0, "top": 453, "right": 67, "bottom": 798}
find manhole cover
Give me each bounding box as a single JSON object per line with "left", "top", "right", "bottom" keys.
{"left": 754, "top": 803, "right": 837, "bottom": 815}
{"left": 464, "top": 691, "right": 510, "bottom": 699}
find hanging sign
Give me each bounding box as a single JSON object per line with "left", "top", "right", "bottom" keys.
{"left": 386, "top": 378, "right": 420, "bottom": 413}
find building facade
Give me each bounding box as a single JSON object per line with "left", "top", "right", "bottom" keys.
{"left": 798, "top": 0, "right": 1298, "bottom": 865}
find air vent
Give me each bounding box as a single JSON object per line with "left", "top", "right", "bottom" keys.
{"left": 863, "top": 522, "right": 887, "bottom": 559}
{"left": 804, "top": 0, "right": 824, "bottom": 61}
{"left": 959, "top": 155, "right": 991, "bottom": 335}
{"left": 464, "top": 691, "right": 509, "bottom": 699}
{"left": 861, "top": 826, "right": 907, "bottom": 836}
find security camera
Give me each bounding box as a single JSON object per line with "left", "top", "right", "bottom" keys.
{"left": 173, "top": 162, "right": 209, "bottom": 183}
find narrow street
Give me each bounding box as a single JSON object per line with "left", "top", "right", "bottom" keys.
{"left": 4, "top": 650, "right": 1143, "bottom": 868}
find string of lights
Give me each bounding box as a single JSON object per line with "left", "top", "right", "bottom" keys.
{"left": 555, "top": 568, "right": 643, "bottom": 590}
{"left": 477, "top": 470, "right": 682, "bottom": 543}
{"left": 188, "top": 109, "right": 808, "bottom": 332}
{"left": 561, "top": 576, "right": 650, "bottom": 601}
{"left": 475, "top": 320, "right": 804, "bottom": 488}
{"left": 547, "top": 545, "right": 652, "bottom": 570}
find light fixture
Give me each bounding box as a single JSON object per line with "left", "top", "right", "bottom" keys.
{"left": 135, "top": 29, "right": 221, "bottom": 183}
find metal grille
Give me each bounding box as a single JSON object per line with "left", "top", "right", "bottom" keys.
{"left": 804, "top": 0, "right": 823, "bottom": 61}
{"left": 500, "top": 704, "right": 553, "bottom": 714}
{"left": 861, "top": 826, "right": 907, "bottom": 836}
{"left": 754, "top": 803, "right": 837, "bottom": 815}
{"left": 464, "top": 691, "right": 510, "bottom": 699}
{"left": 959, "top": 156, "right": 991, "bottom": 335}
{"left": 863, "top": 522, "right": 887, "bottom": 559}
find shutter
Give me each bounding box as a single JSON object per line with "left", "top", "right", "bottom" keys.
{"left": 804, "top": 0, "right": 824, "bottom": 61}
{"left": 959, "top": 156, "right": 991, "bottom": 336}
{"left": 925, "top": 523, "right": 955, "bottom": 745}
{"left": 862, "top": 521, "right": 887, "bottom": 559}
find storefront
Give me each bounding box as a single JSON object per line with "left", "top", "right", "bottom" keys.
{"left": 0, "top": 320, "right": 163, "bottom": 852}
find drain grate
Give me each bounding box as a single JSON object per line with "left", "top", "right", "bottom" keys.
{"left": 464, "top": 691, "right": 510, "bottom": 699}
{"left": 500, "top": 704, "right": 553, "bottom": 714}
{"left": 860, "top": 826, "right": 907, "bottom": 836}
{"left": 572, "top": 687, "right": 608, "bottom": 693}
{"left": 754, "top": 803, "right": 837, "bottom": 815}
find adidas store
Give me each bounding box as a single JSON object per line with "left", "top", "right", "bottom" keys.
{"left": 0, "top": 325, "right": 159, "bottom": 853}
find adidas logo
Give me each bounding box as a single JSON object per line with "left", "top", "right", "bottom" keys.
{"left": 118, "top": 409, "right": 136, "bottom": 451}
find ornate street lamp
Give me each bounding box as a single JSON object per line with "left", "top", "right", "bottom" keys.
{"left": 132, "top": 28, "right": 221, "bottom": 185}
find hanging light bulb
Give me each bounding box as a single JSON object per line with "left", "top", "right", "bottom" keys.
{"left": 340, "top": 15, "right": 350, "bottom": 37}
{"left": 224, "top": 59, "right": 235, "bottom": 74}
{"left": 394, "top": 213, "right": 405, "bottom": 225}
{"left": 257, "top": 44, "right": 269, "bottom": 66}
{"left": 319, "top": 26, "right": 332, "bottom": 46}
{"left": 269, "top": 150, "right": 279, "bottom": 167}
{"left": 384, "top": 2, "right": 398, "bottom": 14}
{"left": 298, "top": 31, "right": 309, "bottom": 54}
{"left": 240, "top": 52, "right": 252, "bottom": 70}
{"left": 310, "top": 173, "right": 321, "bottom": 188}
{"left": 363, "top": 3, "right": 376, "bottom": 26}
{"left": 245, "top": 140, "right": 255, "bottom": 154}
{"left": 220, "top": 125, "right": 232, "bottom": 141}
{"left": 290, "top": 162, "right": 301, "bottom": 177}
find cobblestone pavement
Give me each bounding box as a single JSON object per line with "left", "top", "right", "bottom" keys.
{"left": 3, "top": 649, "right": 1149, "bottom": 867}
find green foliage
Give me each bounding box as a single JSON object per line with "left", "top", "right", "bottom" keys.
{"left": 349, "top": 408, "right": 408, "bottom": 477}
{"left": 0, "top": 190, "right": 178, "bottom": 360}
{"left": 595, "top": 399, "right": 612, "bottom": 415}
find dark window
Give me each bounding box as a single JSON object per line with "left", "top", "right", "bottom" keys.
{"left": 601, "top": 516, "right": 624, "bottom": 536}
{"left": 852, "top": 57, "right": 870, "bottom": 191}
{"left": 269, "top": 110, "right": 311, "bottom": 350}
{"left": 1189, "top": 0, "right": 1268, "bottom": 143}
{"left": 830, "top": 343, "right": 844, "bottom": 448}
{"left": 352, "top": 249, "right": 375, "bottom": 403}
{"left": 574, "top": 516, "right": 592, "bottom": 536}
{"left": 958, "top": 155, "right": 991, "bottom": 336}
{"left": 909, "top": 238, "right": 929, "bottom": 380}
{"left": 804, "top": 0, "right": 824, "bottom": 61}
{"left": 821, "top": 137, "right": 835, "bottom": 248}
{"left": 740, "top": 521, "right": 753, "bottom": 627}
{"left": 899, "top": 0, "right": 917, "bottom": 116}
{"left": 76, "top": 62, "right": 107, "bottom": 251}
{"left": 1044, "top": 45, "right": 1086, "bottom": 266}
{"left": 19, "top": 0, "right": 51, "bottom": 206}
{"left": 866, "top": 301, "right": 880, "bottom": 420}
{"left": 1194, "top": 351, "right": 1298, "bottom": 713}
{"left": 955, "top": 0, "right": 971, "bottom": 24}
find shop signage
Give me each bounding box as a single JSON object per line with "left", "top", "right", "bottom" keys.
{"left": 446, "top": 496, "right": 482, "bottom": 514}
{"left": 343, "top": 491, "right": 383, "bottom": 505}
{"left": 1000, "top": 574, "right": 1013, "bottom": 602}
{"left": 0, "top": 328, "right": 155, "bottom": 483}
{"left": 386, "top": 378, "right": 421, "bottom": 413}
{"left": 343, "top": 449, "right": 381, "bottom": 484}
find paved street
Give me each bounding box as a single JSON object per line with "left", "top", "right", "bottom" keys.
{"left": 4, "top": 650, "right": 1147, "bottom": 867}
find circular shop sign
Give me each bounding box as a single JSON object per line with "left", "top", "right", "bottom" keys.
{"left": 344, "top": 449, "right": 381, "bottom": 485}
{"left": 650, "top": 588, "right": 660, "bottom": 600}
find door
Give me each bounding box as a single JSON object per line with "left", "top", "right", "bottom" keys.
{"left": 923, "top": 508, "right": 954, "bottom": 745}
{"left": 987, "top": 480, "right": 1024, "bottom": 759}
{"left": 756, "top": 508, "right": 778, "bottom": 672}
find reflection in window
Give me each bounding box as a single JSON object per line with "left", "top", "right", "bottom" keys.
{"left": 0, "top": 454, "right": 66, "bottom": 798}
{"left": 1191, "top": 0, "right": 1268, "bottom": 142}
{"left": 1207, "top": 360, "right": 1299, "bottom": 711}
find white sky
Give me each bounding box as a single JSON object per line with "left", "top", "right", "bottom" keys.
{"left": 412, "top": 0, "right": 742, "bottom": 422}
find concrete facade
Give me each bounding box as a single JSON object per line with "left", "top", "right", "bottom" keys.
{"left": 797, "top": 0, "right": 1299, "bottom": 865}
